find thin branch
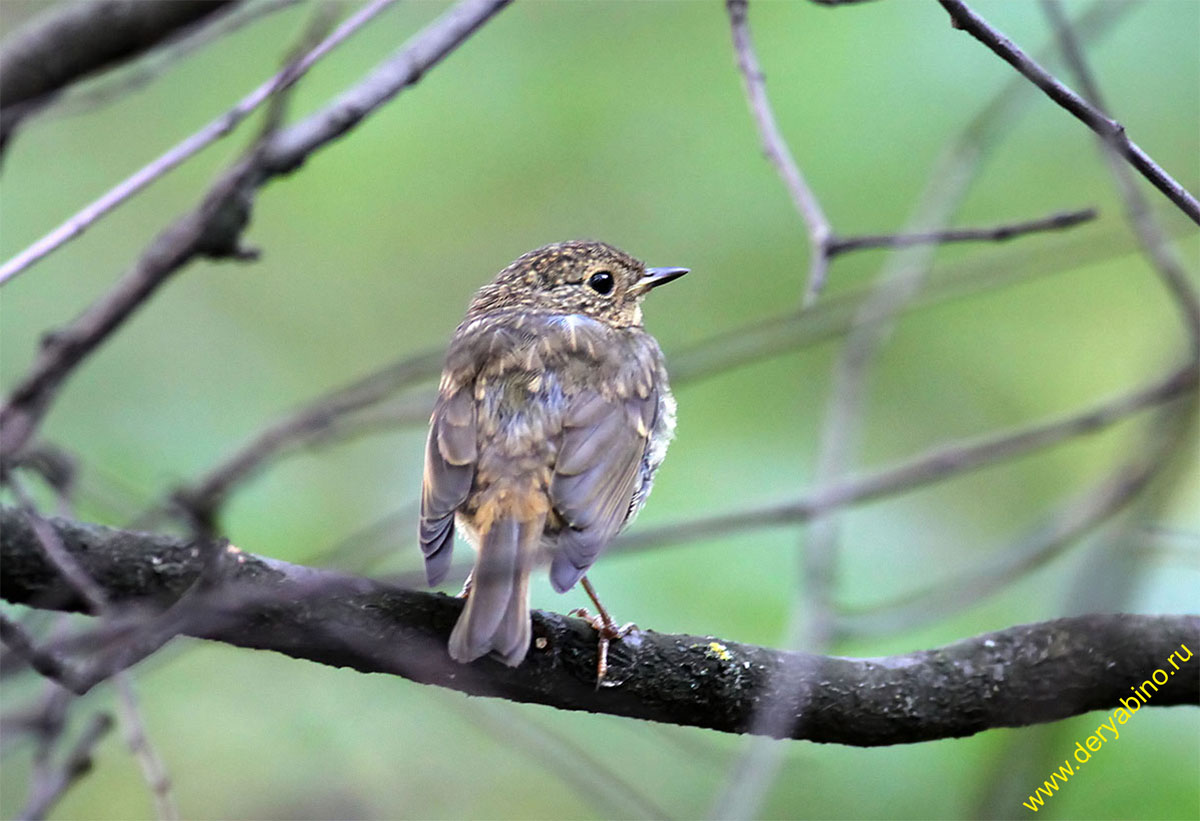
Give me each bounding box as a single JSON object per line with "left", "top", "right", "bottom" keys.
{"left": 2, "top": 508, "right": 1196, "bottom": 746}
{"left": 454, "top": 698, "right": 673, "bottom": 820}
{"left": 4, "top": 478, "right": 181, "bottom": 818}
{"left": 161, "top": 205, "right": 1123, "bottom": 529}
{"left": 16, "top": 685, "right": 72, "bottom": 808}
{"left": 167, "top": 349, "right": 444, "bottom": 525}
{"left": 826, "top": 207, "right": 1096, "bottom": 256}
{"left": 390, "top": 361, "right": 1196, "bottom": 591}
{"left": 1038, "top": 0, "right": 1200, "bottom": 360}
{"left": 0, "top": 0, "right": 512, "bottom": 461}
{"left": 0, "top": 613, "right": 85, "bottom": 690}
{"left": 938, "top": 0, "right": 1200, "bottom": 225}
{"left": 114, "top": 674, "right": 178, "bottom": 821}
{"left": 726, "top": 0, "right": 833, "bottom": 305}
{"left": 795, "top": 132, "right": 977, "bottom": 688}
{"left": 0, "top": 151, "right": 262, "bottom": 462}
{"left": 780, "top": 0, "right": 1135, "bottom": 671}
{"left": 19, "top": 711, "right": 115, "bottom": 821}
{"left": 796, "top": 363, "right": 1195, "bottom": 517}
{"left": 726, "top": 1, "right": 1102, "bottom": 306}
{"left": 259, "top": 0, "right": 512, "bottom": 173}
{"left": 0, "top": 0, "right": 400, "bottom": 287}
{"left": 835, "top": 410, "right": 1177, "bottom": 637}
{"left": 718, "top": 13, "right": 1142, "bottom": 801}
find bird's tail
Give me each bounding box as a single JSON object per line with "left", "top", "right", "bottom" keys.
{"left": 448, "top": 513, "right": 544, "bottom": 666}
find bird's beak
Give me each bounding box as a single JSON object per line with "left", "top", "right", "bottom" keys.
{"left": 638, "top": 266, "right": 689, "bottom": 291}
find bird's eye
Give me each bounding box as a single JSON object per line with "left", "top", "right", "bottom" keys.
{"left": 587, "top": 271, "right": 615, "bottom": 295}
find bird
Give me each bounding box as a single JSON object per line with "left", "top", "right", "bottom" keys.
{"left": 419, "top": 240, "right": 687, "bottom": 670}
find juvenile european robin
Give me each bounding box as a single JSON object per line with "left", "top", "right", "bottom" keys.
{"left": 419, "top": 240, "right": 686, "bottom": 668}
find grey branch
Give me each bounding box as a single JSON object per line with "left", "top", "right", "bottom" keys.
{"left": 726, "top": 0, "right": 832, "bottom": 304}
{"left": 18, "top": 710, "right": 115, "bottom": 821}
{"left": 2, "top": 507, "right": 1196, "bottom": 746}
{"left": 168, "top": 349, "right": 444, "bottom": 525}
{"left": 0, "top": 0, "right": 238, "bottom": 153}
{"left": 826, "top": 208, "right": 1096, "bottom": 255}
{"left": 0, "top": 0, "right": 398, "bottom": 287}
{"left": 162, "top": 206, "right": 1111, "bottom": 530}
{"left": 0, "top": 0, "right": 512, "bottom": 462}
{"left": 1038, "top": 0, "right": 1200, "bottom": 361}
{"left": 938, "top": 0, "right": 1200, "bottom": 225}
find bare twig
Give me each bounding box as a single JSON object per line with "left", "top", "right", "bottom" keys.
{"left": 2, "top": 507, "right": 1196, "bottom": 746}
{"left": 826, "top": 207, "right": 1096, "bottom": 255}
{"left": 717, "top": 9, "right": 1174, "bottom": 786}
{"left": 667, "top": 204, "right": 1182, "bottom": 385}
{"left": 19, "top": 711, "right": 115, "bottom": 821}
{"left": 0, "top": 0, "right": 400, "bottom": 287}
{"left": 0, "top": 152, "right": 263, "bottom": 462}
{"left": 8, "top": 442, "right": 78, "bottom": 516}
{"left": 726, "top": 1, "right": 1102, "bottom": 307}
{"left": 0, "top": 613, "right": 85, "bottom": 690}
{"left": 1039, "top": 0, "right": 1200, "bottom": 359}
{"left": 398, "top": 361, "right": 1197, "bottom": 592}
{"left": 0, "top": 0, "right": 513, "bottom": 461}
{"left": 16, "top": 685, "right": 72, "bottom": 806}
{"left": 726, "top": 0, "right": 833, "bottom": 305}
{"left": 938, "top": 0, "right": 1200, "bottom": 225}
{"left": 114, "top": 675, "right": 178, "bottom": 820}
{"left": 167, "top": 349, "right": 444, "bottom": 525}
{"left": 800, "top": 363, "right": 1194, "bottom": 517}
{"left": 835, "top": 413, "right": 1175, "bottom": 637}
{"left": 454, "top": 698, "right": 673, "bottom": 820}
{"left": 258, "top": 0, "right": 512, "bottom": 173}
{"left": 719, "top": 27, "right": 1155, "bottom": 791}
{"left": 164, "top": 204, "right": 1124, "bottom": 531}
{"left": 4, "top": 477, "right": 181, "bottom": 817}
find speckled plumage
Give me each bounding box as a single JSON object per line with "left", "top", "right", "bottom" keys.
{"left": 419, "top": 241, "right": 685, "bottom": 666}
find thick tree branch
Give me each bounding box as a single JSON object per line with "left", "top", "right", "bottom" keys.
{"left": 0, "top": 0, "right": 239, "bottom": 153}
{"left": 2, "top": 508, "right": 1196, "bottom": 746}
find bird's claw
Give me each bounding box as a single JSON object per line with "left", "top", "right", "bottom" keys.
{"left": 568, "top": 608, "right": 638, "bottom": 686}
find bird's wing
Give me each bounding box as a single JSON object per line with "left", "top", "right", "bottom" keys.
{"left": 547, "top": 385, "right": 657, "bottom": 593}
{"left": 419, "top": 384, "right": 477, "bottom": 585}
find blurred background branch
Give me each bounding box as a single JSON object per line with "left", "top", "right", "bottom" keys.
{"left": 0, "top": 0, "right": 241, "bottom": 156}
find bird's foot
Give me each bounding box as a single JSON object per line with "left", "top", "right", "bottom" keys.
{"left": 568, "top": 607, "right": 639, "bottom": 686}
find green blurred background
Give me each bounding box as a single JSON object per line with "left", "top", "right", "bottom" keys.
{"left": 1, "top": 0, "right": 1197, "bottom": 818}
